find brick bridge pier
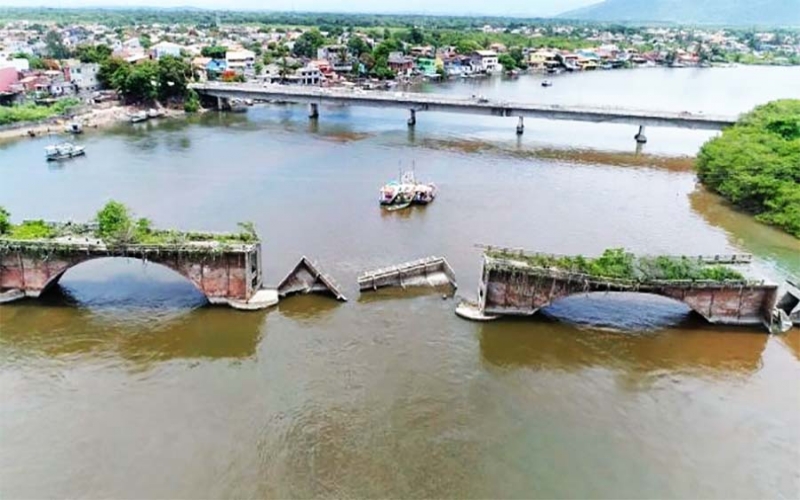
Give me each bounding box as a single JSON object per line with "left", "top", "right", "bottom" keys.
{"left": 0, "top": 239, "right": 277, "bottom": 310}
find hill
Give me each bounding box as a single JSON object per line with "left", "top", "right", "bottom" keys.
{"left": 559, "top": 0, "right": 800, "bottom": 26}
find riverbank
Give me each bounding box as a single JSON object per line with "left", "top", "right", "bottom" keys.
{"left": 0, "top": 103, "right": 189, "bottom": 142}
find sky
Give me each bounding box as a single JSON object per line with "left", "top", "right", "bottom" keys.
{"left": 0, "top": 0, "right": 603, "bottom": 17}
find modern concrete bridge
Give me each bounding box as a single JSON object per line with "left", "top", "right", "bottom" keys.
{"left": 0, "top": 238, "right": 276, "bottom": 310}
{"left": 457, "top": 248, "right": 781, "bottom": 330}
{"left": 190, "top": 82, "right": 738, "bottom": 140}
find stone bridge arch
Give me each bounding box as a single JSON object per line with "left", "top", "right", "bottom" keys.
{"left": 1, "top": 241, "right": 264, "bottom": 308}
{"left": 480, "top": 267, "right": 778, "bottom": 326}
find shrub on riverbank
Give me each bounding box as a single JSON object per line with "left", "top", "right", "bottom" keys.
{"left": 0, "top": 98, "right": 80, "bottom": 126}
{"left": 696, "top": 99, "right": 800, "bottom": 238}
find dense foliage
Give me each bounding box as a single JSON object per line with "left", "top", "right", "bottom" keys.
{"left": 696, "top": 99, "right": 800, "bottom": 238}
{"left": 487, "top": 248, "right": 746, "bottom": 281}
{"left": 98, "top": 55, "right": 192, "bottom": 104}
{"left": 0, "top": 98, "right": 80, "bottom": 125}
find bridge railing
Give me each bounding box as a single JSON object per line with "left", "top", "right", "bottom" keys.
{"left": 191, "top": 83, "right": 738, "bottom": 122}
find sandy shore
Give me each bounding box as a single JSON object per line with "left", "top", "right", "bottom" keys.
{"left": 0, "top": 104, "right": 188, "bottom": 142}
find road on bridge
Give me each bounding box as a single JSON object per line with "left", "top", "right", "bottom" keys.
{"left": 190, "top": 82, "right": 738, "bottom": 132}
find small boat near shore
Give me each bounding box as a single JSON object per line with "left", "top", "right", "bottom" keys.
{"left": 45, "top": 142, "right": 86, "bottom": 161}
{"left": 379, "top": 170, "right": 437, "bottom": 211}
{"left": 130, "top": 111, "right": 148, "bottom": 123}
{"left": 146, "top": 108, "right": 165, "bottom": 119}
{"left": 541, "top": 80, "right": 553, "bottom": 87}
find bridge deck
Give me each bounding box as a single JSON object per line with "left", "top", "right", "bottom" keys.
{"left": 191, "top": 82, "right": 737, "bottom": 130}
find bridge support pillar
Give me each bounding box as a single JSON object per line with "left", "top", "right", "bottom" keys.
{"left": 516, "top": 116, "right": 524, "bottom": 135}
{"left": 309, "top": 103, "right": 319, "bottom": 119}
{"left": 408, "top": 109, "right": 416, "bottom": 127}
{"left": 635, "top": 125, "right": 647, "bottom": 144}
{"left": 216, "top": 96, "right": 223, "bottom": 111}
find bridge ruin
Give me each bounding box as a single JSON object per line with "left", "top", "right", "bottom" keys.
{"left": 0, "top": 230, "right": 277, "bottom": 310}
{"left": 457, "top": 247, "right": 782, "bottom": 331}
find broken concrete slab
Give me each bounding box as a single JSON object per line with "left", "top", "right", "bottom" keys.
{"left": 358, "top": 256, "right": 457, "bottom": 292}
{"left": 277, "top": 256, "right": 347, "bottom": 301}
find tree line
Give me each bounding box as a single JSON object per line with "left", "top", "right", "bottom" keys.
{"left": 696, "top": 99, "right": 800, "bottom": 238}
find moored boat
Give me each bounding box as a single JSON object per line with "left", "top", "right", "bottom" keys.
{"left": 146, "top": 108, "right": 165, "bottom": 119}
{"left": 541, "top": 80, "right": 553, "bottom": 87}
{"left": 45, "top": 142, "right": 86, "bottom": 161}
{"left": 379, "top": 171, "right": 437, "bottom": 210}
{"left": 130, "top": 111, "right": 148, "bottom": 123}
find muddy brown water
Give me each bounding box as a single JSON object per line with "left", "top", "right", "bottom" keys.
{"left": 1, "top": 67, "right": 799, "bottom": 498}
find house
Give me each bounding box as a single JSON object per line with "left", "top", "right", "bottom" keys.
{"left": 206, "top": 59, "right": 228, "bottom": 79}
{"left": 150, "top": 41, "right": 182, "bottom": 60}
{"left": 415, "top": 57, "right": 438, "bottom": 77}
{"left": 0, "top": 66, "right": 19, "bottom": 92}
{"left": 295, "top": 63, "right": 321, "bottom": 85}
{"left": 64, "top": 60, "right": 100, "bottom": 91}
{"left": 387, "top": 52, "right": 414, "bottom": 75}
{"left": 527, "top": 49, "right": 559, "bottom": 70}
{"left": 471, "top": 50, "right": 499, "bottom": 73}
{"left": 226, "top": 49, "right": 256, "bottom": 75}
{"left": 122, "top": 37, "right": 142, "bottom": 51}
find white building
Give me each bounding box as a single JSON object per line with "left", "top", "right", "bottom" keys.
{"left": 65, "top": 61, "right": 100, "bottom": 91}
{"left": 226, "top": 49, "right": 256, "bottom": 75}
{"left": 471, "top": 50, "right": 499, "bottom": 73}
{"left": 150, "top": 41, "right": 182, "bottom": 60}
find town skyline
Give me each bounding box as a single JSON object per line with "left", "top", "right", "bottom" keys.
{"left": 0, "top": 0, "right": 602, "bottom": 17}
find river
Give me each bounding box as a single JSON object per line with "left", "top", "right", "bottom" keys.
{"left": 1, "top": 67, "right": 799, "bottom": 499}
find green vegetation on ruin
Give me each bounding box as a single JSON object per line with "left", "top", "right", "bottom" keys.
{"left": 696, "top": 99, "right": 800, "bottom": 238}
{"left": 486, "top": 248, "right": 746, "bottom": 282}
{"left": 0, "top": 202, "right": 258, "bottom": 246}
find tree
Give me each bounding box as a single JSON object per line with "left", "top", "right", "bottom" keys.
{"left": 372, "top": 39, "right": 401, "bottom": 61}
{"left": 97, "top": 57, "right": 128, "bottom": 89}
{"left": 139, "top": 34, "right": 152, "bottom": 49}
{"left": 75, "top": 44, "right": 112, "bottom": 63}
{"left": 201, "top": 45, "right": 227, "bottom": 59}
{"left": 44, "top": 30, "right": 70, "bottom": 59}
{"left": 498, "top": 53, "right": 516, "bottom": 70}
{"left": 95, "top": 201, "right": 152, "bottom": 244}
{"left": 119, "top": 61, "right": 159, "bottom": 103}
{"left": 12, "top": 52, "right": 46, "bottom": 70}
{"left": 408, "top": 26, "right": 424, "bottom": 45}
{"left": 279, "top": 56, "right": 291, "bottom": 82}
{"left": 696, "top": 99, "right": 800, "bottom": 238}
{"left": 456, "top": 39, "right": 480, "bottom": 55}
{"left": 0, "top": 206, "right": 10, "bottom": 235}
{"left": 156, "top": 55, "right": 191, "bottom": 102}
{"left": 184, "top": 89, "right": 200, "bottom": 113}
{"left": 347, "top": 36, "right": 369, "bottom": 57}
{"left": 292, "top": 29, "right": 325, "bottom": 58}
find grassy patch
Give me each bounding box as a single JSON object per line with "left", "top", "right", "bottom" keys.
{"left": 486, "top": 248, "right": 745, "bottom": 282}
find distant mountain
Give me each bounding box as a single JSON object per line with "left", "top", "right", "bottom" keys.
{"left": 558, "top": 0, "right": 800, "bottom": 26}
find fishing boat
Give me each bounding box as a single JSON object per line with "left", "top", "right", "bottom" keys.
{"left": 64, "top": 122, "right": 83, "bottom": 134}
{"left": 379, "top": 170, "right": 437, "bottom": 211}
{"left": 541, "top": 80, "right": 553, "bottom": 87}
{"left": 229, "top": 99, "right": 249, "bottom": 113}
{"left": 130, "top": 111, "right": 148, "bottom": 123}
{"left": 45, "top": 142, "right": 86, "bottom": 161}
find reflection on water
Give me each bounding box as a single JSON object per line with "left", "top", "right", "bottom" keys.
{"left": 479, "top": 318, "right": 769, "bottom": 377}
{"left": 689, "top": 187, "right": 800, "bottom": 278}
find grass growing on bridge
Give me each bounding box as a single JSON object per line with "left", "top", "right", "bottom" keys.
{"left": 0, "top": 203, "right": 259, "bottom": 246}
{"left": 486, "top": 248, "right": 745, "bottom": 282}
